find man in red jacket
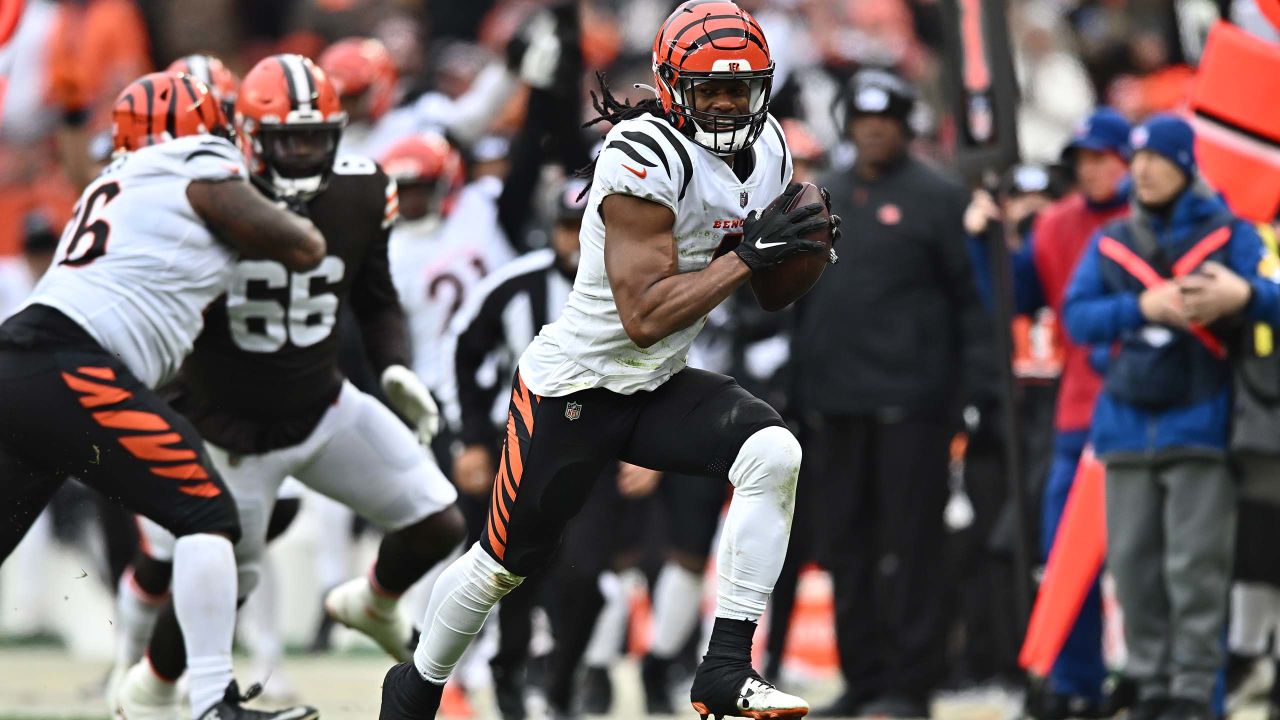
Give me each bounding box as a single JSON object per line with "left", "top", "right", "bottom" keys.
{"left": 1028, "top": 107, "right": 1131, "bottom": 716}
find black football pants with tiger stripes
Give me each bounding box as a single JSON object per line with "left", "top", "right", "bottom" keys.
{"left": 479, "top": 367, "right": 785, "bottom": 578}
{"left": 0, "top": 305, "right": 240, "bottom": 559}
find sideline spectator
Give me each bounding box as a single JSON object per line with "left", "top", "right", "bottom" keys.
{"left": 1226, "top": 218, "right": 1280, "bottom": 717}
{"left": 1064, "top": 114, "right": 1280, "bottom": 720}
{"left": 797, "top": 68, "right": 991, "bottom": 719}
{"left": 973, "top": 108, "right": 1132, "bottom": 717}
{"left": 956, "top": 161, "right": 1063, "bottom": 693}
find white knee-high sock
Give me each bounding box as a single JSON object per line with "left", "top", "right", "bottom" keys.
{"left": 239, "top": 553, "right": 283, "bottom": 679}
{"left": 8, "top": 509, "right": 54, "bottom": 633}
{"left": 655, "top": 563, "right": 706, "bottom": 661}
{"left": 584, "top": 570, "right": 630, "bottom": 667}
{"left": 715, "top": 426, "right": 801, "bottom": 621}
{"left": 413, "top": 543, "right": 523, "bottom": 684}
{"left": 173, "top": 534, "right": 237, "bottom": 718}
{"left": 312, "top": 495, "right": 355, "bottom": 591}
{"left": 114, "top": 566, "right": 168, "bottom": 670}
{"left": 649, "top": 562, "right": 704, "bottom": 659}
{"left": 1232, "top": 582, "right": 1280, "bottom": 656}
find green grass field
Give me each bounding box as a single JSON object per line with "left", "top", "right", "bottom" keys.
{"left": 0, "top": 646, "right": 1032, "bottom": 720}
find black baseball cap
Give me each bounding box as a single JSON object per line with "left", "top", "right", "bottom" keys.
{"left": 846, "top": 68, "right": 916, "bottom": 126}
{"left": 555, "top": 178, "right": 589, "bottom": 224}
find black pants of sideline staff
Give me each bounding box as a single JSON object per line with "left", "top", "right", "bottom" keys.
{"left": 807, "top": 413, "right": 952, "bottom": 711}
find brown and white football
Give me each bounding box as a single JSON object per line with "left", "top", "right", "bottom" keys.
{"left": 750, "top": 181, "right": 834, "bottom": 312}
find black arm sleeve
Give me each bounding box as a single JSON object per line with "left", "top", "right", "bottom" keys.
{"left": 351, "top": 225, "right": 412, "bottom": 375}
{"left": 496, "top": 3, "right": 588, "bottom": 250}
{"left": 496, "top": 88, "right": 557, "bottom": 251}
{"left": 937, "top": 183, "right": 998, "bottom": 410}
{"left": 454, "top": 290, "right": 510, "bottom": 446}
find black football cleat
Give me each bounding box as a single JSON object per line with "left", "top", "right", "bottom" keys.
{"left": 689, "top": 660, "right": 808, "bottom": 719}
{"left": 196, "top": 680, "right": 317, "bottom": 720}
{"left": 581, "top": 665, "right": 613, "bottom": 715}
{"left": 641, "top": 654, "right": 676, "bottom": 715}
{"left": 489, "top": 661, "right": 527, "bottom": 720}
{"left": 379, "top": 662, "right": 443, "bottom": 720}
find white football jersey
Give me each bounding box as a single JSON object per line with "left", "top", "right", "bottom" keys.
{"left": 519, "top": 114, "right": 793, "bottom": 396}
{"left": 389, "top": 176, "right": 515, "bottom": 394}
{"left": 25, "top": 134, "right": 246, "bottom": 388}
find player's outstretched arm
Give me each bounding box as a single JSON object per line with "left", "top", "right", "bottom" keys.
{"left": 603, "top": 193, "right": 751, "bottom": 349}
{"left": 187, "top": 179, "right": 326, "bottom": 272}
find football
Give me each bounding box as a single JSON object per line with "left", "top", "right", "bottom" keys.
{"left": 750, "top": 181, "right": 834, "bottom": 312}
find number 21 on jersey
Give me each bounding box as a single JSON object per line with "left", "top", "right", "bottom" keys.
{"left": 227, "top": 257, "right": 345, "bottom": 352}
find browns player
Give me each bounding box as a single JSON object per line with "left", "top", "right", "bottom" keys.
{"left": 112, "top": 55, "right": 466, "bottom": 719}
{"left": 380, "top": 2, "right": 840, "bottom": 718}
{"left": 0, "top": 71, "right": 325, "bottom": 720}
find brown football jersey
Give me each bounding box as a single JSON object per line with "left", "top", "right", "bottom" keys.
{"left": 170, "top": 156, "right": 409, "bottom": 454}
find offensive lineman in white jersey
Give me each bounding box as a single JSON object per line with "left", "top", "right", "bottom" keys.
{"left": 0, "top": 72, "right": 325, "bottom": 720}
{"left": 380, "top": 2, "right": 840, "bottom": 718}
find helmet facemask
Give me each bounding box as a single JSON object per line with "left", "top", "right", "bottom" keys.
{"left": 657, "top": 61, "right": 773, "bottom": 156}
{"left": 249, "top": 120, "right": 344, "bottom": 198}
{"left": 392, "top": 175, "right": 452, "bottom": 235}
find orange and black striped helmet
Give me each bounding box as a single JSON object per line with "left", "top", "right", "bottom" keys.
{"left": 378, "top": 132, "right": 464, "bottom": 219}
{"left": 111, "top": 71, "right": 232, "bottom": 155}
{"left": 237, "top": 54, "right": 347, "bottom": 198}
{"left": 319, "top": 37, "right": 398, "bottom": 123}
{"left": 167, "top": 54, "right": 241, "bottom": 120}
{"left": 651, "top": 0, "right": 773, "bottom": 155}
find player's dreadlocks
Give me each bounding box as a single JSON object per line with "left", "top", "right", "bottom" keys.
{"left": 574, "top": 72, "right": 667, "bottom": 199}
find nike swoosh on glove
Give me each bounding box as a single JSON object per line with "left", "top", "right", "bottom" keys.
{"left": 733, "top": 182, "right": 830, "bottom": 271}
{"left": 381, "top": 365, "right": 441, "bottom": 446}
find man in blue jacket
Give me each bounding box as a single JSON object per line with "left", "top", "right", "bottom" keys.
{"left": 1064, "top": 114, "right": 1280, "bottom": 720}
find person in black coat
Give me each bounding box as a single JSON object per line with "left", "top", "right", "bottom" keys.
{"left": 797, "top": 68, "right": 993, "bottom": 719}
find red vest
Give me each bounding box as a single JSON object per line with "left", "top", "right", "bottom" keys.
{"left": 1031, "top": 193, "right": 1129, "bottom": 432}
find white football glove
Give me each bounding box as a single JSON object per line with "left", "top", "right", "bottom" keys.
{"left": 381, "top": 364, "right": 440, "bottom": 446}
{"left": 519, "top": 11, "right": 561, "bottom": 89}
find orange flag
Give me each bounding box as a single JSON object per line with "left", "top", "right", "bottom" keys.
{"left": 1019, "top": 448, "right": 1107, "bottom": 677}
{"left": 1192, "top": 22, "right": 1280, "bottom": 223}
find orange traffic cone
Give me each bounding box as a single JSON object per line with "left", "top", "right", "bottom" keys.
{"left": 438, "top": 679, "right": 474, "bottom": 718}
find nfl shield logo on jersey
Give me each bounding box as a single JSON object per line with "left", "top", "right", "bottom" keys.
{"left": 739, "top": 191, "right": 748, "bottom": 208}
{"left": 565, "top": 401, "right": 582, "bottom": 421}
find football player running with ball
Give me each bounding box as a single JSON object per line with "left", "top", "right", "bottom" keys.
{"left": 380, "top": 2, "right": 840, "bottom": 718}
